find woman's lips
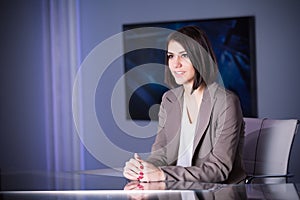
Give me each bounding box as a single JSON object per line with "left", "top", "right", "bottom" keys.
{"left": 173, "top": 71, "right": 185, "bottom": 77}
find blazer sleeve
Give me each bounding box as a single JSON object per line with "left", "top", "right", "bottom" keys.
{"left": 160, "top": 92, "right": 244, "bottom": 183}
{"left": 146, "top": 93, "right": 169, "bottom": 166}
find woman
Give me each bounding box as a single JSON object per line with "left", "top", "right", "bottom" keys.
{"left": 123, "top": 26, "right": 246, "bottom": 184}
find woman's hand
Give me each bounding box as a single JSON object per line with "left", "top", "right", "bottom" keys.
{"left": 123, "top": 153, "right": 165, "bottom": 182}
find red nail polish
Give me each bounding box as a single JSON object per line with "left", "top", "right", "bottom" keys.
{"left": 140, "top": 165, "right": 144, "bottom": 169}
{"left": 139, "top": 172, "right": 144, "bottom": 175}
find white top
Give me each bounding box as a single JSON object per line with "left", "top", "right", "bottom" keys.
{"left": 176, "top": 98, "right": 197, "bottom": 167}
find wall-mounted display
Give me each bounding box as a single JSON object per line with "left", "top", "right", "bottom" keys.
{"left": 123, "top": 16, "right": 257, "bottom": 120}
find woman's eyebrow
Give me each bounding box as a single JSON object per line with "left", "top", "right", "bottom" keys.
{"left": 167, "top": 51, "right": 187, "bottom": 54}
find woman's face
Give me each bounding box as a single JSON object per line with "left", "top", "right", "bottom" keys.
{"left": 167, "top": 40, "right": 195, "bottom": 87}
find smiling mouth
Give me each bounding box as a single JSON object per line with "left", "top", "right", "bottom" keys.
{"left": 174, "top": 71, "right": 185, "bottom": 75}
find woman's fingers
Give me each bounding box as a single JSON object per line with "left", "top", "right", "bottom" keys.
{"left": 123, "top": 167, "right": 139, "bottom": 180}
{"left": 124, "top": 153, "right": 159, "bottom": 182}
{"left": 126, "top": 159, "right": 141, "bottom": 172}
{"left": 134, "top": 153, "right": 142, "bottom": 162}
{"left": 123, "top": 155, "right": 145, "bottom": 181}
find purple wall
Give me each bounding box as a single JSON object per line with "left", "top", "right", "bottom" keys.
{"left": 0, "top": 0, "right": 299, "bottom": 186}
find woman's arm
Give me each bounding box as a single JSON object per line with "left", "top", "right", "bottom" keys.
{"left": 161, "top": 93, "right": 244, "bottom": 183}
{"left": 146, "top": 93, "right": 169, "bottom": 166}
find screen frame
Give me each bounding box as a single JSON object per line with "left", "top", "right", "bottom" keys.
{"left": 123, "top": 16, "right": 257, "bottom": 120}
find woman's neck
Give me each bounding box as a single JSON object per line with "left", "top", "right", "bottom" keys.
{"left": 183, "top": 83, "right": 205, "bottom": 97}
{"left": 183, "top": 83, "right": 205, "bottom": 108}
{"left": 183, "top": 83, "right": 205, "bottom": 124}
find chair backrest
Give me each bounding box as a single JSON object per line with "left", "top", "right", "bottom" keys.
{"left": 243, "top": 117, "right": 299, "bottom": 183}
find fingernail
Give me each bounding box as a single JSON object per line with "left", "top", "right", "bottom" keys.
{"left": 138, "top": 185, "right": 144, "bottom": 189}
{"left": 139, "top": 172, "right": 144, "bottom": 175}
{"left": 140, "top": 165, "right": 144, "bottom": 170}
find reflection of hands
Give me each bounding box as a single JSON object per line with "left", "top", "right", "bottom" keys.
{"left": 124, "top": 180, "right": 166, "bottom": 190}
{"left": 124, "top": 181, "right": 166, "bottom": 200}
{"left": 123, "top": 153, "right": 165, "bottom": 182}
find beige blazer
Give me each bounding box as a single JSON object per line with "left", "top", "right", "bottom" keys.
{"left": 147, "top": 82, "right": 246, "bottom": 184}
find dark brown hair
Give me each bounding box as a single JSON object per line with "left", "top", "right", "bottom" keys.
{"left": 165, "top": 26, "right": 218, "bottom": 93}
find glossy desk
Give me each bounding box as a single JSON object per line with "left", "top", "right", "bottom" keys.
{"left": 0, "top": 169, "right": 299, "bottom": 199}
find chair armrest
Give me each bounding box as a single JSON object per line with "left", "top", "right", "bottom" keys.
{"left": 244, "top": 173, "right": 294, "bottom": 184}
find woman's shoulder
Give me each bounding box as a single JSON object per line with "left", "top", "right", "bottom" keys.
{"left": 208, "top": 82, "right": 239, "bottom": 101}
{"left": 210, "top": 83, "right": 242, "bottom": 114}
{"left": 162, "top": 86, "right": 184, "bottom": 102}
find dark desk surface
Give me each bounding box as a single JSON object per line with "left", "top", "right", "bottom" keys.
{"left": 1, "top": 169, "right": 299, "bottom": 199}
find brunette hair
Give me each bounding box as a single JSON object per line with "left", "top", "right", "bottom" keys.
{"left": 165, "top": 26, "right": 218, "bottom": 93}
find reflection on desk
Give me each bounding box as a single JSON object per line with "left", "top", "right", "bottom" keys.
{"left": 124, "top": 181, "right": 299, "bottom": 200}
{"left": 0, "top": 169, "right": 299, "bottom": 199}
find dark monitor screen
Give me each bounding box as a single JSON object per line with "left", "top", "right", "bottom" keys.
{"left": 123, "top": 16, "right": 257, "bottom": 120}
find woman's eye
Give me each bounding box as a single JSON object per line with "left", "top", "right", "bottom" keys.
{"left": 167, "top": 54, "right": 173, "bottom": 59}
{"left": 181, "top": 53, "right": 189, "bottom": 58}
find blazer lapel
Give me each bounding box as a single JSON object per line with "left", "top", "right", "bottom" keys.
{"left": 192, "top": 83, "right": 217, "bottom": 155}
{"left": 163, "top": 87, "right": 184, "bottom": 164}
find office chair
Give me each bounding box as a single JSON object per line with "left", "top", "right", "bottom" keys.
{"left": 242, "top": 117, "right": 299, "bottom": 184}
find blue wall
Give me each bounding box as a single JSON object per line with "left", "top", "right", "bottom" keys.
{"left": 1, "top": 0, "right": 300, "bottom": 184}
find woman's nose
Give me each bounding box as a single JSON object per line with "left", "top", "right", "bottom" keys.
{"left": 172, "top": 56, "right": 182, "bottom": 68}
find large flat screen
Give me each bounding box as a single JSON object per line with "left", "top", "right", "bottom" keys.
{"left": 123, "top": 16, "right": 257, "bottom": 120}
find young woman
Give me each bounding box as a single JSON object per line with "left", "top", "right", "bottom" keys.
{"left": 123, "top": 26, "right": 246, "bottom": 184}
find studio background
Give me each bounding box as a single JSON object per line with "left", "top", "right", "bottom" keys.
{"left": 1, "top": 0, "right": 300, "bottom": 186}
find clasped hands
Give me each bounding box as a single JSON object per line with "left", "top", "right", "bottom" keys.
{"left": 123, "top": 153, "right": 165, "bottom": 182}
